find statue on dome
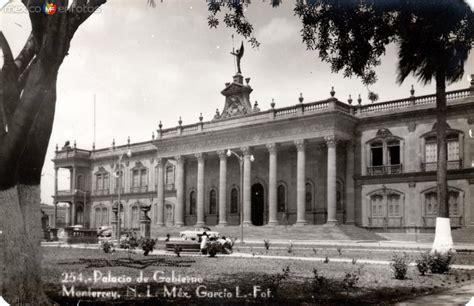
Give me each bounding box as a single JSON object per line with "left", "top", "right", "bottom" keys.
{"left": 230, "top": 41, "right": 244, "bottom": 74}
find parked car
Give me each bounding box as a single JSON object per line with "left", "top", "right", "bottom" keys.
{"left": 97, "top": 225, "right": 113, "bottom": 237}
{"left": 180, "top": 227, "right": 219, "bottom": 240}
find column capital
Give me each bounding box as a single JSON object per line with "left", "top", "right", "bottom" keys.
{"left": 217, "top": 150, "right": 227, "bottom": 160}
{"left": 175, "top": 155, "right": 185, "bottom": 163}
{"left": 266, "top": 143, "right": 278, "bottom": 154}
{"left": 294, "top": 139, "right": 306, "bottom": 151}
{"left": 156, "top": 158, "right": 166, "bottom": 167}
{"left": 240, "top": 146, "right": 251, "bottom": 156}
{"left": 324, "top": 135, "right": 337, "bottom": 147}
{"left": 195, "top": 152, "right": 206, "bottom": 162}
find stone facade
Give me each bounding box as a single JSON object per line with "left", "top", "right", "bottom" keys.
{"left": 52, "top": 72, "right": 474, "bottom": 232}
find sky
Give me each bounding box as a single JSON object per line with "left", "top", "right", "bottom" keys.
{"left": 1, "top": 0, "right": 473, "bottom": 204}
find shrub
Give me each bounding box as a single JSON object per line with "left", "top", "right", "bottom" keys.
{"left": 312, "top": 269, "right": 329, "bottom": 296}
{"left": 415, "top": 252, "right": 431, "bottom": 276}
{"left": 266, "top": 266, "right": 290, "bottom": 299}
{"left": 139, "top": 237, "right": 157, "bottom": 256}
{"left": 429, "top": 251, "right": 454, "bottom": 274}
{"left": 101, "top": 241, "right": 114, "bottom": 254}
{"left": 342, "top": 270, "right": 360, "bottom": 292}
{"left": 263, "top": 239, "right": 270, "bottom": 252}
{"left": 120, "top": 232, "right": 140, "bottom": 259}
{"left": 390, "top": 253, "right": 409, "bottom": 280}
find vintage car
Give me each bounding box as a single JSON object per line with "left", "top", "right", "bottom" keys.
{"left": 179, "top": 227, "right": 219, "bottom": 240}
{"left": 97, "top": 225, "right": 113, "bottom": 237}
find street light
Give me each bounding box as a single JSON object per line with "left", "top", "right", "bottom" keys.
{"left": 226, "top": 149, "right": 254, "bottom": 244}
{"left": 114, "top": 149, "right": 132, "bottom": 243}
{"left": 74, "top": 189, "right": 87, "bottom": 227}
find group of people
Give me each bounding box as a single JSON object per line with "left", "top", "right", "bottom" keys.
{"left": 199, "top": 232, "right": 234, "bottom": 255}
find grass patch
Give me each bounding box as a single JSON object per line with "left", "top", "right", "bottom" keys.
{"left": 42, "top": 247, "right": 473, "bottom": 305}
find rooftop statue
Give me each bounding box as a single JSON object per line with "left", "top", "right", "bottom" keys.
{"left": 230, "top": 41, "right": 244, "bottom": 74}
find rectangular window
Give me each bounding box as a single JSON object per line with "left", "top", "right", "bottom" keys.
{"left": 447, "top": 140, "right": 459, "bottom": 161}
{"left": 387, "top": 194, "right": 400, "bottom": 217}
{"left": 425, "top": 142, "right": 437, "bottom": 163}
{"left": 133, "top": 170, "right": 140, "bottom": 187}
{"left": 96, "top": 174, "right": 102, "bottom": 190}
{"left": 103, "top": 174, "right": 109, "bottom": 190}
{"left": 140, "top": 169, "right": 147, "bottom": 186}
{"left": 371, "top": 145, "right": 383, "bottom": 166}
{"left": 387, "top": 142, "right": 400, "bottom": 165}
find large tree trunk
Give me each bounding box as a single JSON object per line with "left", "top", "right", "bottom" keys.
{"left": 0, "top": 1, "right": 106, "bottom": 303}
{"left": 432, "top": 70, "right": 453, "bottom": 254}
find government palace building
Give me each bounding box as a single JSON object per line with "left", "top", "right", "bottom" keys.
{"left": 52, "top": 65, "right": 474, "bottom": 233}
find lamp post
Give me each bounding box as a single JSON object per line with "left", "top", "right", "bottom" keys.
{"left": 114, "top": 149, "right": 132, "bottom": 243}
{"left": 226, "top": 149, "right": 254, "bottom": 244}
{"left": 74, "top": 189, "right": 87, "bottom": 227}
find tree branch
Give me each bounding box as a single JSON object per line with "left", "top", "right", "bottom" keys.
{"left": 67, "top": 0, "right": 107, "bottom": 37}
{"left": 15, "top": 33, "right": 36, "bottom": 76}
{"left": 0, "top": 32, "right": 21, "bottom": 129}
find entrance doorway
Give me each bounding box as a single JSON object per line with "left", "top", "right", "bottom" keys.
{"left": 251, "top": 183, "right": 264, "bottom": 226}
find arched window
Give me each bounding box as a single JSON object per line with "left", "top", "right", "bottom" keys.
{"left": 131, "top": 206, "right": 140, "bottom": 229}
{"left": 94, "top": 207, "right": 101, "bottom": 228}
{"left": 165, "top": 165, "right": 175, "bottom": 190}
{"left": 387, "top": 194, "right": 401, "bottom": 217}
{"left": 102, "top": 207, "right": 108, "bottom": 226}
{"left": 305, "top": 182, "right": 313, "bottom": 211}
{"left": 190, "top": 191, "right": 196, "bottom": 215}
{"left": 209, "top": 189, "right": 217, "bottom": 214}
{"left": 95, "top": 167, "right": 110, "bottom": 195}
{"left": 425, "top": 192, "right": 437, "bottom": 216}
{"left": 230, "top": 188, "right": 239, "bottom": 214}
{"left": 75, "top": 205, "right": 84, "bottom": 225}
{"left": 368, "top": 188, "right": 404, "bottom": 227}
{"left": 94, "top": 206, "right": 109, "bottom": 227}
{"left": 277, "top": 184, "right": 286, "bottom": 212}
{"left": 370, "top": 194, "right": 384, "bottom": 217}
{"left": 77, "top": 174, "right": 84, "bottom": 190}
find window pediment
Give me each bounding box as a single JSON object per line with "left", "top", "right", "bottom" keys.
{"left": 94, "top": 166, "right": 108, "bottom": 175}
{"left": 131, "top": 161, "right": 146, "bottom": 170}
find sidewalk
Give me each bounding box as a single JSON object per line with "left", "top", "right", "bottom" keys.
{"left": 42, "top": 238, "right": 474, "bottom": 251}
{"left": 396, "top": 282, "right": 474, "bottom": 305}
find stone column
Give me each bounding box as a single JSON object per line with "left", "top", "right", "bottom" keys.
{"left": 156, "top": 158, "right": 165, "bottom": 227}
{"left": 53, "top": 202, "right": 58, "bottom": 228}
{"left": 72, "top": 166, "right": 76, "bottom": 192}
{"left": 217, "top": 150, "right": 228, "bottom": 226}
{"left": 195, "top": 153, "right": 205, "bottom": 226}
{"left": 242, "top": 146, "right": 252, "bottom": 226}
{"left": 295, "top": 139, "right": 307, "bottom": 226}
{"left": 71, "top": 202, "right": 76, "bottom": 226}
{"left": 65, "top": 203, "right": 70, "bottom": 226}
{"left": 325, "top": 135, "right": 338, "bottom": 224}
{"left": 54, "top": 167, "right": 58, "bottom": 194}
{"left": 175, "top": 156, "right": 185, "bottom": 226}
{"left": 345, "top": 142, "right": 355, "bottom": 224}
{"left": 267, "top": 143, "right": 278, "bottom": 225}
